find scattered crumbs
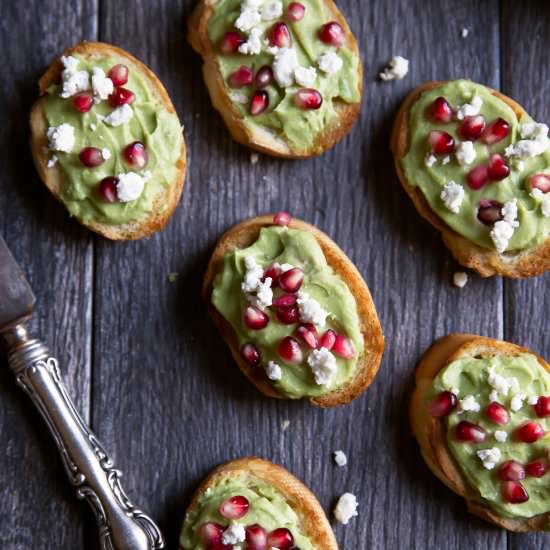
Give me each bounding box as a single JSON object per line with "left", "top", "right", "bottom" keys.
{"left": 333, "top": 450, "right": 348, "bottom": 467}
{"left": 168, "top": 272, "right": 179, "bottom": 284}
{"left": 461, "top": 28, "right": 469, "bottom": 38}
{"left": 281, "top": 419, "right": 290, "bottom": 431}
{"left": 453, "top": 271, "right": 468, "bottom": 288}
{"left": 250, "top": 153, "right": 260, "bottom": 165}
{"left": 378, "top": 55, "right": 409, "bottom": 81}
{"left": 334, "top": 493, "right": 358, "bottom": 525}
{"left": 47, "top": 155, "right": 58, "bottom": 168}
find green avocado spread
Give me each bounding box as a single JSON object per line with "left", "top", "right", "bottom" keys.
{"left": 42, "top": 54, "right": 183, "bottom": 225}
{"left": 212, "top": 226, "right": 363, "bottom": 398}
{"left": 208, "top": 0, "right": 361, "bottom": 153}
{"left": 179, "top": 473, "right": 315, "bottom": 549}
{"left": 430, "top": 352, "right": 550, "bottom": 520}
{"left": 401, "top": 79, "right": 550, "bottom": 252}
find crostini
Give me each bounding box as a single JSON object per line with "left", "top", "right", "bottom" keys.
{"left": 202, "top": 212, "right": 384, "bottom": 407}
{"left": 188, "top": 0, "right": 362, "bottom": 158}
{"left": 179, "top": 457, "right": 338, "bottom": 549}
{"left": 391, "top": 79, "right": 550, "bottom": 278}
{"left": 411, "top": 333, "right": 550, "bottom": 531}
{"left": 30, "top": 41, "right": 187, "bottom": 240}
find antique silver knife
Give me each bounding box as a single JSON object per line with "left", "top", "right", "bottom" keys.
{"left": 0, "top": 235, "right": 164, "bottom": 550}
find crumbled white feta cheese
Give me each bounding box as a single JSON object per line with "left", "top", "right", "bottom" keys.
{"left": 276, "top": 263, "right": 294, "bottom": 273}
{"left": 334, "top": 450, "right": 348, "bottom": 467}
{"left": 307, "top": 348, "right": 337, "bottom": 386}
{"left": 458, "top": 395, "right": 480, "bottom": 413}
{"left": 334, "top": 493, "right": 358, "bottom": 525}
{"left": 455, "top": 95, "right": 483, "bottom": 120}
{"left": 294, "top": 66, "right": 317, "bottom": 87}
{"left": 494, "top": 430, "right": 508, "bottom": 443}
{"left": 116, "top": 172, "right": 146, "bottom": 202}
{"left": 508, "top": 377, "right": 519, "bottom": 393}
{"left": 222, "top": 524, "right": 246, "bottom": 545}
{"left": 318, "top": 51, "right": 343, "bottom": 75}
{"left": 460, "top": 28, "right": 469, "bottom": 38}
{"left": 542, "top": 195, "right": 550, "bottom": 218}
{"left": 528, "top": 395, "right": 540, "bottom": 405}
{"left": 487, "top": 366, "right": 518, "bottom": 397}
{"left": 47, "top": 155, "right": 58, "bottom": 168}
{"left": 510, "top": 393, "right": 526, "bottom": 412}
{"left": 530, "top": 188, "right": 544, "bottom": 200}
{"left": 101, "top": 148, "right": 111, "bottom": 160}
{"left": 104, "top": 104, "right": 134, "bottom": 126}
{"left": 241, "top": 256, "right": 264, "bottom": 292}
{"left": 238, "top": 27, "right": 263, "bottom": 55}
{"left": 281, "top": 419, "right": 290, "bottom": 430}
{"left": 273, "top": 47, "right": 299, "bottom": 88}
{"left": 235, "top": 9, "right": 261, "bottom": 32}
{"left": 266, "top": 44, "right": 280, "bottom": 56}
{"left": 262, "top": 1, "right": 283, "bottom": 20}
{"left": 502, "top": 198, "right": 519, "bottom": 226}
{"left": 248, "top": 277, "right": 273, "bottom": 309}
{"left": 440, "top": 181, "right": 464, "bottom": 214}
{"left": 266, "top": 361, "right": 282, "bottom": 381}
{"left": 91, "top": 67, "right": 114, "bottom": 102}
{"left": 476, "top": 447, "right": 501, "bottom": 470}
{"left": 453, "top": 271, "right": 468, "bottom": 288}
{"left": 520, "top": 122, "right": 549, "bottom": 140}
{"left": 490, "top": 199, "right": 519, "bottom": 254}
{"left": 505, "top": 138, "right": 549, "bottom": 159}
{"left": 297, "top": 291, "right": 329, "bottom": 327}
{"left": 489, "top": 390, "right": 499, "bottom": 403}
{"left": 379, "top": 55, "right": 409, "bottom": 81}
{"left": 242, "top": 0, "right": 263, "bottom": 8}
{"left": 47, "top": 123, "right": 76, "bottom": 153}
{"left": 455, "top": 141, "right": 476, "bottom": 166}
{"left": 59, "top": 55, "right": 90, "bottom": 98}
{"left": 425, "top": 153, "right": 437, "bottom": 167}
{"left": 442, "top": 155, "right": 451, "bottom": 165}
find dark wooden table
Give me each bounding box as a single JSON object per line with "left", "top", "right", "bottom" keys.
{"left": 1, "top": 0, "right": 549, "bottom": 548}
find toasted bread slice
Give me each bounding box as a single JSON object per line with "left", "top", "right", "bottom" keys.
{"left": 410, "top": 333, "right": 550, "bottom": 531}
{"left": 180, "top": 457, "right": 338, "bottom": 549}
{"left": 187, "top": 0, "right": 362, "bottom": 158}
{"left": 30, "top": 41, "right": 187, "bottom": 240}
{"left": 391, "top": 81, "right": 550, "bottom": 278}
{"left": 203, "top": 215, "right": 384, "bottom": 407}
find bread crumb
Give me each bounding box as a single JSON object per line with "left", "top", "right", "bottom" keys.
{"left": 453, "top": 271, "right": 468, "bottom": 288}
{"left": 281, "top": 420, "right": 290, "bottom": 431}
{"left": 461, "top": 28, "right": 469, "bottom": 38}
{"left": 333, "top": 450, "right": 347, "bottom": 467}
{"left": 250, "top": 153, "right": 259, "bottom": 164}
{"left": 168, "top": 272, "right": 179, "bottom": 283}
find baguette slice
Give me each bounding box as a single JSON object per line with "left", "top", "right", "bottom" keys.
{"left": 180, "top": 457, "right": 338, "bottom": 549}
{"left": 187, "top": 0, "right": 362, "bottom": 159}
{"left": 202, "top": 215, "right": 384, "bottom": 407}
{"left": 391, "top": 80, "right": 550, "bottom": 278}
{"left": 30, "top": 41, "right": 187, "bottom": 240}
{"left": 410, "top": 333, "right": 550, "bottom": 531}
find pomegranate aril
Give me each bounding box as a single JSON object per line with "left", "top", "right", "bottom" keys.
{"left": 294, "top": 88, "right": 323, "bottom": 110}
{"left": 530, "top": 174, "right": 550, "bottom": 193}
{"left": 273, "top": 294, "right": 297, "bottom": 308}
{"left": 219, "top": 495, "right": 249, "bottom": 519}
{"left": 79, "top": 147, "right": 105, "bottom": 167}
{"left": 269, "top": 22, "right": 292, "bottom": 48}
{"left": 332, "top": 335, "right": 356, "bottom": 359}
{"left": 534, "top": 396, "right": 550, "bottom": 417}
{"left": 228, "top": 66, "right": 253, "bottom": 87}
{"left": 295, "top": 323, "right": 319, "bottom": 349}
{"left": 485, "top": 401, "right": 510, "bottom": 425}
{"left": 273, "top": 211, "right": 292, "bottom": 226}
{"left": 488, "top": 154, "right": 509, "bottom": 181}
{"left": 459, "top": 115, "right": 486, "bottom": 141}
{"left": 477, "top": 199, "right": 503, "bottom": 225}
{"left": 429, "top": 130, "right": 455, "bottom": 155}
{"left": 318, "top": 21, "right": 345, "bottom": 47}
{"left": 319, "top": 329, "right": 336, "bottom": 350}
{"left": 481, "top": 117, "right": 510, "bottom": 145}
{"left": 108, "top": 64, "right": 129, "bottom": 86}
{"left": 428, "top": 391, "right": 457, "bottom": 417}
{"left": 288, "top": 2, "right": 305, "bottom": 21}
{"left": 250, "top": 91, "right": 269, "bottom": 116}
{"left": 276, "top": 305, "right": 300, "bottom": 324}
{"left": 498, "top": 460, "right": 525, "bottom": 482}
{"left": 97, "top": 177, "right": 119, "bottom": 203}
{"left": 219, "top": 31, "right": 245, "bottom": 53}
{"left": 455, "top": 421, "right": 486, "bottom": 443}
{"left": 72, "top": 92, "right": 93, "bottom": 113}
{"left": 243, "top": 305, "right": 269, "bottom": 330}
{"left": 501, "top": 481, "right": 529, "bottom": 504}
{"left": 267, "top": 528, "right": 294, "bottom": 549}
{"left": 525, "top": 457, "right": 549, "bottom": 478}
{"left": 516, "top": 421, "right": 546, "bottom": 443}
{"left": 109, "top": 86, "right": 135, "bottom": 107}
{"left": 256, "top": 65, "right": 274, "bottom": 89}
{"left": 241, "top": 343, "right": 261, "bottom": 367}
{"left": 263, "top": 264, "right": 281, "bottom": 286}
{"left": 279, "top": 267, "right": 304, "bottom": 293}
{"left": 277, "top": 336, "right": 303, "bottom": 364}
{"left": 466, "top": 164, "right": 490, "bottom": 190}
{"left": 245, "top": 524, "right": 267, "bottom": 550}
{"left": 123, "top": 141, "right": 148, "bottom": 169}
{"left": 429, "top": 97, "right": 453, "bottom": 123}
{"left": 198, "top": 522, "right": 224, "bottom": 545}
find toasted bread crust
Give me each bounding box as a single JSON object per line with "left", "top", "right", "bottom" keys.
{"left": 187, "top": 0, "right": 362, "bottom": 158}
{"left": 202, "top": 215, "right": 384, "bottom": 407}
{"left": 181, "top": 457, "right": 338, "bottom": 549}
{"left": 30, "top": 41, "right": 187, "bottom": 240}
{"left": 410, "top": 333, "right": 550, "bottom": 531}
{"left": 390, "top": 80, "right": 550, "bottom": 278}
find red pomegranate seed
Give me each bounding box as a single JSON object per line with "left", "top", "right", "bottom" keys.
{"left": 279, "top": 268, "right": 304, "bottom": 293}
{"left": 228, "top": 66, "right": 253, "bottom": 87}
{"left": 295, "top": 323, "right": 319, "bottom": 349}
{"left": 273, "top": 211, "right": 291, "bottom": 226}
{"left": 481, "top": 117, "right": 510, "bottom": 145}
{"left": 485, "top": 402, "right": 509, "bottom": 425}
{"left": 241, "top": 343, "right": 261, "bottom": 367}
{"left": 332, "top": 335, "right": 356, "bottom": 359}
{"left": 428, "top": 391, "right": 457, "bottom": 417}
{"left": 273, "top": 294, "right": 297, "bottom": 308}
{"left": 277, "top": 336, "right": 303, "bottom": 364}
{"left": 97, "top": 177, "right": 119, "bottom": 203}
{"left": 263, "top": 264, "right": 281, "bottom": 286}
{"left": 319, "top": 329, "right": 336, "bottom": 350}
{"left": 123, "top": 141, "right": 148, "bottom": 169}
{"left": 429, "top": 97, "right": 453, "bottom": 123}
{"left": 501, "top": 481, "right": 529, "bottom": 504}
{"left": 267, "top": 528, "right": 294, "bottom": 549}
{"left": 250, "top": 91, "right": 269, "bottom": 116}
{"left": 219, "top": 495, "right": 249, "bottom": 519}
{"left": 318, "top": 21, "right": 345, "bottom": 47}
{"left": 199, "top": 522, "right": 224, "bottom": 545}
{"left": 498, "top": 460, "right": 526, "bottom": 481}
{"left": 108, "top": 64, "right": 129, "bottom": 86}
{"left": 294, "top": 88, "right": 323, "bottom": 110}
{"left": 466, "top": 164, "right": 490, "bottom": 190}
{"left": 79, "top": 147, "right": 105, "bottom": 167}
{"left": 488, "top": 154, "right": 510, "bottom": 181}
{"left": 109, "top": 86, "right": 135, "bottom": 107}
{"left": 219, "top": 31, "right": 245, "bottom": 54}
{"left": 245, "top": 524, "right": 267, "bottom": 550}
{"left": 526, "top": 457, "right": 549, "bottom": 478}
{"left": 534, "top": 396, "right": 550, "bottom": 417}
{"left": 255, "top": 65, "right": 274, "bottom": 89}
{"left": 530, "top": 174, "right": 550, "bottom": 193}
{"left": 516, "top": 422, "right": 546, "bottom": 443}
{"left": 429, "top": 130, "right": 455, "bottom": 155}
{"left": 72, "top": 92, "right": 93, "bottom": 113}
{"left": 209, "top": 544, "right": 233, "bottom": 550}
{"left": 455, "top": 421, "right": 486, "bottom": 443}
{"left": 276, "top": 305, "right": 300, "bottom": 324}
{"left": 477, "top": 199, "right": 503, "bottom": 225}
{"left": 269, "top": 22, "right": 292, "bottom": 48}
{"left": 459, "top": 115, "right": 486, "bottom": 141}
{"left": 288, "top": 2, "right": 305, "bottom": 21}
{"left": 243, "top": 305, "right": 269, "bottom": 330}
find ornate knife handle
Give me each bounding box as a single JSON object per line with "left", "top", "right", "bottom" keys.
{"left": 6, "top": 332, "right": 164, "bottom": 550}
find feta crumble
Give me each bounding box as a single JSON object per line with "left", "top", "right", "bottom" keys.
{"left": 453, "top": 272, "right": 468, "bottom": 288}
{"left": 440, "top": 180, "right": 464, "bottom": 214}
{"left": 494, "top": 430, "right": 508, "bottom": 443}
{"left": 91, "top": 67, "right": 114, "bottom": 102}
{"left": 460, "top": 28, "right": 469, "bottom": 38}
{"left": 458, "top": 394, "right": 480, "bottom": 413}
{"left": 238, "top": 27, "right": 263, "bottom": 55}
{"left": 59, "top": 55, "right": 90, "bottom": 98}
{"left": 47, "top": 123, "right": 76, "bottom": 153}
{"left": 235, "top": 9, "right": 261, "bottom": 32}
{"left": 104, "top": 104, "right": 134, "bottom": 126}
{"left": 101, "top": 148, "right": 111, "bottom": 160}
{"left": 528, "top": 395, "right": 539, "bottom": 405}
{"left": 476, "top": 447, "right": 501, "bottom": 470}
{"left": 116, "top": 172, "right": 146, "bottom": 202}
{"left": 262, "top": 1, "right": 283, "bottom": 20}
{"left": 425, "top": 153, "right": 437, "bottom": 167}
{"left": 241, "top": 256, "right": 264, "bottom": 292}
{"left": 455, "top": 95, "right": 483, "bottom": 120}
{"left": 307, "top": 348, "right": 337, "bottom": 386}
{"left": 294, "top": 66, "right": 317, "bottom": 87}
{"left": 510, "top": 393, "right": 526, "bottom": 412}
{"left": 47, "top": 155, "right": 58, "bottom": 168}
{"left": 334, "top": 450, "right": 348, "bottom": 467}
{"left": 222, "top": 524, "right": 246, "bottom": 545}
{"left": 455, "top": 141, "right": 476, "bottom": 166}
{"left": 266, "top": 361, "right": 282, "bottom": 381}
{"left": 273, "top": 47, "right": 299, "bottom": 88}
{"left": 318, "top": 51, "right": 343, "bottom": 75}
{"left": 379, "top": 55, "right": 409, "bottom": 81}
{"left": 248, "top": 277, "right": 273, "bottom": 309}
{"left": 297, "top": 291, "right": 329, "bottom": 327}
{"left": 490, "top": 199, "right": 519, "bottom": 253}
{"left": 334, "top": 493, "right": 358, "bottom": 525}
